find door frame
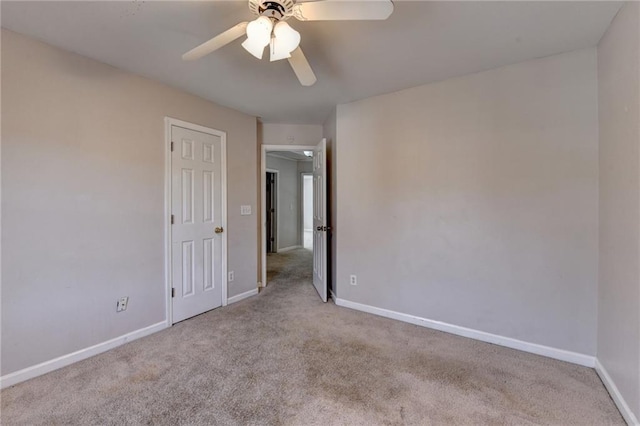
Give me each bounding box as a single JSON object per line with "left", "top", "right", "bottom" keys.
{"left": 260, "top": 145, "right": 315, "bottom": 287}
{"left": 265, "top": 168, "right": 280, "bottom": 253}
{"left": 300, "top": 172, "right": 313, "bottom": 250}
{"left": 164, "top": 117, "right": 228, "bottom": 327}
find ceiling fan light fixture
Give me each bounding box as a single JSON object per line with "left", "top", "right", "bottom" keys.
{"left": 269, "top": 37, "right": 291, "bottom": 61}
{"left": 182, "top": 0, "right": 395, "bottom": 86}
{"left": 242, "top": 37, "right": 267, "bottom": 59}
{"left": 242, "top": 16, "right": 273, "bottom": 59}
{"left": 270, "top": 21, "right": 300, "bottom": 62}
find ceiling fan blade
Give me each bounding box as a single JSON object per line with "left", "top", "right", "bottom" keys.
{"left": 288, "top": 47, "right": 317, "bottom": 86}
{"left": 292, "top": 0, "right": 393, "bottom": 21}
{"left": 182, "top": 22, "right": 248, "bottom": 61}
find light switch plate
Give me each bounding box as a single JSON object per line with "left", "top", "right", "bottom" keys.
{"left": 240, "top": 205, "right": 252, "bottom": 215}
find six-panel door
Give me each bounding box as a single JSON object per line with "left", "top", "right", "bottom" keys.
{"left": 171, "top": 125, "right": 223, "bottom": 323}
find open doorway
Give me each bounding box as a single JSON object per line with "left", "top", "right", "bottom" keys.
{"left": 261, "top": 142, "right": 327, "bottom": 302}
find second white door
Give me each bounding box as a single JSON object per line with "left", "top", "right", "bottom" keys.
{"left": 312, "top": 139, "right": 328, "bottom": 302}
{"left": 171, "top": 124, "right": 225, "bottom": 323}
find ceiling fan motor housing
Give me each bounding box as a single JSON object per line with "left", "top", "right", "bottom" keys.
{"left": 249, "top": 0, "right": 295, "bottom": 21}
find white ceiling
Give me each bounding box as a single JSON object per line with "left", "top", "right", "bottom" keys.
{"left": 1, "top": 1, "right": 622, "bottom": 124}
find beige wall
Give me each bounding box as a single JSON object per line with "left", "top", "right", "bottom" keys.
{"left": 260, "top": 123, "right": 323, "bottom": 146}
{"left": 597, "top": 2, "right": 640, "bottom": 422}
{"left": 335, "top": 48, "right": 599, "bottom": 356}
{"left": 1, "top": 30, "right": 258, "bottom": 375}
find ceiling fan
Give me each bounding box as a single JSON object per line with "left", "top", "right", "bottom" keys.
{"left": 182, "top": 0, "right": 394, "bottom": 87}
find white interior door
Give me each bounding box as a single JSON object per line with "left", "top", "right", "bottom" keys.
{"left": 312, "top": 138, "right": 328, "bottom": 302}
{"left": 171, "top": 125, "right": 224, "bottom": 323}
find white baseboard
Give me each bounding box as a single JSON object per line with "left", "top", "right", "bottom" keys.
{"left": 334, "top": 298, "right": 595, "bottom": 368}
{"left": 277, "top": 245, "right": 301, "bottom": 253}
{"left": 0, "top": 321, "right": 167, "bottom": 389}
{"left": 227, "top": 288, "right": 259, "bottom": 305}
{"left": 595, "top": 359, "right": 639, "bottom": 425}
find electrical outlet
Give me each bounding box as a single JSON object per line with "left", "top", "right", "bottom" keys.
{"left": 116, "top": 296, "right": 129, "bottom": 312}
{"left": 228, "top": 271, "right": 235, "bottom": 282}
{"left": 240, "top": 205, "right": 252, "bottom": 215}
{"left": 350, "top": 275, "right": 357, "bottom": 286}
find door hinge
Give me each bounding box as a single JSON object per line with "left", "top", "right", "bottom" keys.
{"left": 171, "top": 288, "right": 175, "bottom": 298}
{"left": 171, "top": 214, "right": 174, "bottom": 225}
{"left": 170, "top": 141, "right": 174, "bottom": 152}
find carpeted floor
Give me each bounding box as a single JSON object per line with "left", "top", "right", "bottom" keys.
{"left": 1, "top": 248, "right": 624, "bottom": 425}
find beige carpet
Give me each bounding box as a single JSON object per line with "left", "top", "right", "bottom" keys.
{"left": 1, "top": 248, "right": 624, "bottom": 425}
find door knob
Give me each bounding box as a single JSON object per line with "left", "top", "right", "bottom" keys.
{"left": 215, "top": 227, "right": 224, "bottom": 234}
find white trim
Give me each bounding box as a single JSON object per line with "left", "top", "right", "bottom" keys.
{"left": 595, "top": 359, "right": 639, "bottom": 425}
{"left": 227, "top": 288, "right": 259, "bottom": 305}
{"left": 330, "top": 289, "right": 336, "bottom": 301}
{"left": 221, "top": 129, "right": 228, "bottom": 308}
{"left": 164, "top": 119, "right": 172, "bottom": 327}
{"left": 0, "top": 321, "right": 167, "bottom": 389}
{"left": 261, "top": 144, "right": 318, "bottom": 287}
{"left": 278, "top": 245, "right": 302, "bottom": 253}
{"left": 334, "top": 298, "right": 596, "bottom": 367}
{"left": 165, "top": 117, "right": 228, "bottom": 326}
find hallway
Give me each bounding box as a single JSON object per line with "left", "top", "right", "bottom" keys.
{"left": 267, "top": 247, "right": 314, "bottom": 290}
